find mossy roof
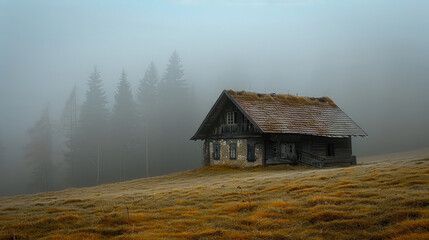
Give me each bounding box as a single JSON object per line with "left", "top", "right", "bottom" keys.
{"left": 191, "top": 90, "right": 367, "bottom": 140}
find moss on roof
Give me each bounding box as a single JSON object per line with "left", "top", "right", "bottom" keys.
{"left": 226, "top": 90, "right": 337, "bottom": 107}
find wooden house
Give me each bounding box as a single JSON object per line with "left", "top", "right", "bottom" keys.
{"left": 190, "top": 90, "right": 367, "bottom": 168}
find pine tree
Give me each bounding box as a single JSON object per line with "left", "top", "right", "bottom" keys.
{"left": 75, "top": 67, "right": 109, "bottom": 187}
{"left": 159, "top": 51, "right": 188, "bottom": 118}
{"left": 158, "top": 51, "right": 194, "bottom": 174}
{"left": 25, "top": 106, "right": 53, "bottom": 192}
{"left": 111, "top": 70, "right": 138, "bottom": 181}
{"left": 136, "top": 62, "right": 159, "bottom": 177}
{"left": 160, "top": 51, "right": 186, "bottom": 99}
{"left": 137, "top": 62, "right": 159, "bottom": 123}
{"left": 61, "top": 86, "right": 77, "bottom": 186}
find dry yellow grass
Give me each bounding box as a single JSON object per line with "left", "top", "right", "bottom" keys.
{"left": 268, "top": 200, "right": 295, "bottom": 208}
{"left": 0, "top": 154, "right": 428, "bottom": 239}
{"left": 63, "top": 198, "right": 83, "bottom": 204}
{"left": 56, "top": 214, "right": 79, "bottom": 222}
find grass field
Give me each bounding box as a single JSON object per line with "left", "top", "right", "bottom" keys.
{"left": 0, "top": 150, "right": 428, "bottom": 239}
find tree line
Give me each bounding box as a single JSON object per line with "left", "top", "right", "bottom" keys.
{"left": 25, "top": 51, "right": 201, "bottom": 191}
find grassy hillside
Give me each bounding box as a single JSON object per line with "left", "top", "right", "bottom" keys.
{"left": 0, "top": 153, "right": 428, "bottom": 239}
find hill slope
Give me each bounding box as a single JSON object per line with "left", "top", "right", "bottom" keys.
{"left": 1, "top": 151, "right": 429, "bottom": 239}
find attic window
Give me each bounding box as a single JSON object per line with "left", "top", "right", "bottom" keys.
{"left": 226, "top": 111, "right": 237, "bottom": 125}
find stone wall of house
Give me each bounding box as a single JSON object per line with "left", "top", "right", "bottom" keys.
{"left": 209, "top": 139, "right": 263, "bottom": 168}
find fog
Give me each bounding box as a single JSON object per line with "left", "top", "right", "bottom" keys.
{"left": 1, "top": 0, "right": 428, "bottom": 196}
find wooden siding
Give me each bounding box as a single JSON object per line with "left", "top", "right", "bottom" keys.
{"left": 265, "top": 134, "right": 353, "bottom": 165}
{"left": 211, "top": 100, "right": 259, "bottom": 137}
{"left": 310, "top": 137, "right": 352, "bottom": 165}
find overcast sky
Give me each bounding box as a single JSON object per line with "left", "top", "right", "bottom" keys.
{"left": 1, "top": 0, "right": 429, "bottom": 163}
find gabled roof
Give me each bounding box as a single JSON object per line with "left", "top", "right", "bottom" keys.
{"left": 191, "top": 90, "right": 367, "bottom": 140}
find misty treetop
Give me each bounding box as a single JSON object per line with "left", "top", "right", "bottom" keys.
{"left": 112, "top": 70, "right": 137, "bottom": 139}
{"left": 159, "top": 51, "right": 188, "bottom": 106}
{"left": 137, "top": 61, "right": 159, "bottom": 124}
{"left": 80, "top": 67, "right": 109, "bottom": 131}
{"left": 162, "top": 51, "right": 186, "bottom": 90}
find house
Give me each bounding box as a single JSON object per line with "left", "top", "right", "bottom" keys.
{"left": 190, "top": 90, "right": 367, "bottom": 168}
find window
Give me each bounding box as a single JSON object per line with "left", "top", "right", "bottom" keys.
{"left": 280, "top": 144, "right": 286, "bottom": 158}
{"left": 230, "top": 142, "right": 236, "bottom": 160}
{"left": 213, "top": 142, "right": 220, "bottom": 160}
{"left": 226, "top": 111, "right": 237, "bottom": 125}
{"left": 327, "top": 143, "right": 335, "bottom": 157}
{"left": 281, "top": 143, "right": 296, "bottom": 159}
{"left": 247, "top": 144, "right": 255, "bottom": 162}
